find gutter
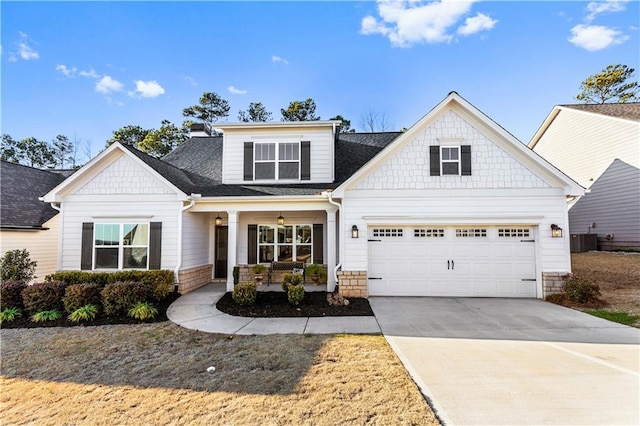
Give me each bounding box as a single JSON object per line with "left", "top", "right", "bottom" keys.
{"left": 323, "top": 190, "right": 342, "bottom": 288}
{"left": 174, "top": 194, "right": 201, "bottom": 287}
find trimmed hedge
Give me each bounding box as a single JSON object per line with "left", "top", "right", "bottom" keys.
{"left": 63, "top": 283, "right": 102, "bottom": 314}
{"left": 565, "top": 276, "right": 601, "bottom": 304}
{"left": 1, "top": 281, "right": 27, "bottom": 309}
{"left": 46, "top": 271, "right": 110, "bottom": 286}
{"left": 101, "top": 281, "right": 152, "bottom": 316}
{"left": 232, "top": 282, "right": 257, "bottom": 305}
{"left": 22, "top": 281, "right": 67, "bottom": 315}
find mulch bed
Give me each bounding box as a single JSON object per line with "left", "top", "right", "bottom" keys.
{"left": 216, "top": 291, "right": 374, "bottom": 317}
{"left": 0, "top": 292, "right": 180, "bottom": 329}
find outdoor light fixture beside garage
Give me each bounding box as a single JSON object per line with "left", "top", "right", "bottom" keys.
{"left": 352, "top": 225, "right": 359, "bottom": 239}
{"left": 550, "top": 224, "right": 563, "bottom": 238}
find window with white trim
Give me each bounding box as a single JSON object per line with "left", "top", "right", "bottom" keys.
{"left": 258, "top": 224, "right": 312, "bottom": 263}
{"left": 254, "top": 142, "right": 299, "bottom": 180}
{"left": 441, "top": 146, "right": 460, "bottom": 175}
{"left": 94, "top": 223, "right": 149, "bottom": 269}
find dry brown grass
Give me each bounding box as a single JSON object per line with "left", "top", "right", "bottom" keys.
{"left": 571, "top": 252, "right": 640, "bottom": 318}
{"left": 0, "top": 323, "right": 439, "bottom": 425}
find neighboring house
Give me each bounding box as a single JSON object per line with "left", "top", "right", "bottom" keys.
{"left": 42, "top": 92, "right": 582, "bottom": 298}
{"left": 529, "top": 103, "right": 640, "bottom": 250}
{"left": 0, "top": 161, "right": 68, "bottom": 281}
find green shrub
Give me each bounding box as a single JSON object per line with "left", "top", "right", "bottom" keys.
{"left": 128, "top": 302, "right": 158, "bottom": 320}
{"left": 0, "top": 249, "right": 37, "bottom": 282}
{"left": 21, "top": 281, "right": 67, "bottom": 315}
{"left": 250, "top": 264, "right": 267, "bottom": 274}
{"left": 287, "top": 284, "right": 305, "bottom": 305}
{"left": 139, "top": 270, "right": 174, "bottom": 301}
{"left": 281, "top": 273, "right": 304, "bottom": 291}
{"left": 101, "top": 281, "right": 152, "bottom": 316}
{"left": 305, "top": 263, "right": 324, "bottom": 275}
{"left": 46, "top": 271, "right": 110, "bottom": 286}
{"left": 233, "top": 266, "right": 240, "bottom": 285}
{"left": 0, "top": 307, "right": 22, "bottom": 323}
{"left": 68, "top": 305, "right": 98, "bottom": 323}
{"left": 63, "top": 283, "right": 102, "bottom": 314}
{"left": 31, "top": 310, "right": 62, "bottom": 322}
{"left": 232, "top": 282, "right": 257, "bottom": 305}
{"left": 565, "top": 276, "right": 601, "bottom": 303}
{"left": 545, "top": 293, "right": 566, "bottom": 305}
{"left": 1, "top": 281, "right": 27, "bottom": 309}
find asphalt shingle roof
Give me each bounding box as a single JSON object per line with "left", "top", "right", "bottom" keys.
{"left": 1, "top": 161, "right": 67, "bottom": 228}
{"left": 561, "top": 103, "right": 640, "bottom": 122}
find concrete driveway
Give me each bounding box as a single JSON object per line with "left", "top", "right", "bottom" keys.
{"left": 369, "top": 297, "right": 640, "bottom": 425}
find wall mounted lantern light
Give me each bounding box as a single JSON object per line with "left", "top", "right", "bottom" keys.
{"left": 214, "top": 213, "right": 223, "bottom": 226}
{"left": 351, "top": 225, "right": 359, "bottom": 239}
{"left": 277, "top": 212, "right": 285, "bottom": 226}
{"left": 550, "top": 224, "right": 563, "bottom": 238}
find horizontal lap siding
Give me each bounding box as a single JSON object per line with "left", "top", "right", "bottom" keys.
{"left": 182, "top": 212, "right": 211, "bottom": 269}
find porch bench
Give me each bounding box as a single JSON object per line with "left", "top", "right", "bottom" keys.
{"left": 269, "top": 261, "right": 306, "bottom": 284}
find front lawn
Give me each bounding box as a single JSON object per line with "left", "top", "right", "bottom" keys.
{"left": 0, "top": 323, "right": 440, "bottom": 425}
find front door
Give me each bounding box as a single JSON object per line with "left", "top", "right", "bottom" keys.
{"left": 215, "top": 226, "right": 228, "bottom": 279}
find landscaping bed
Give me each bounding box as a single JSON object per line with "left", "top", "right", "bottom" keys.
{"left": 217, "top": 291, "right": 374, "bottom": 317}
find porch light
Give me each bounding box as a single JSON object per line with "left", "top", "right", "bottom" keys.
{"left": 550, "top": 224, "right": 563, "bottom": 238}
{"left": 214, "top": 213, "right": 223, "bottom": 226}
{"left": 351, "top": 225, "right": 359, "bottom": 239}
{"left": 277, "top": 213, "right": 285, "bottom": 226}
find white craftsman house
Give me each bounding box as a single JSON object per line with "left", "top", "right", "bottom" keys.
{"left": 529, "top": 103, "right": 640, "bottom": 250}
{"left": 42, "top": 92, "right": 583, "bottom": 298}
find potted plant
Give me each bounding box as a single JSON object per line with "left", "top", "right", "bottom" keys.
{"left": 251, "top": 264, "right": 267, "bottom": 284}
{"left": 305, "top": 264, "right": 325, "bottom": 285}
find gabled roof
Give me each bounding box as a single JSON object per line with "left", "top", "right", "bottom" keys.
{"left": 1, "top": 161, "right": 67, "bottom": 229}
{"left": 560, "top": 103, "right": 640, "bottom": 122}
{"left": 333, "top": 91, "right": 583, "bottom": 197}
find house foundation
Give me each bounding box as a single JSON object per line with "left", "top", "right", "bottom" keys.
{"left": 338, "top": 271, "right": 368, "bottom": 298}
{"left": 178, "top": 264, "right": 213, "bottom": 294}
{"left": 542, "top": 272, "right": 571, "bottom": 297}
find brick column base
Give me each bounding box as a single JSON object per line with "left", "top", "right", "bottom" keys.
{"left": 542, "top": 272, "right": 571, "bottom": 298}
{"left": 178, "top": 264, "right": 213, "bottom": 294}
{"left": 338, "top": 271, "right": 368, "bottom": 298}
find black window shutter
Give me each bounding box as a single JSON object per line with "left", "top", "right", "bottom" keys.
{"left": 430, "top": 146, "right": 440, "bottom": 176}
{"left": 461, "top": 145, "right": 472, "bottom": 176}
{"left": 248, "top": 224, "right": 257, "bottom": 264}
{"left": 149, "top": 222, "right": 162, "bottom": 269}
{"left": 81, "top": 222, "right": 94, "bottom": 270}
{"left": 243, "top": 142, "right": 254, "bottom": 181}
{"left": 313, "top": 224, "right": 323, "bottom": 264}
{"left": 301, "top": 141, "right": 311, "bottom": 180}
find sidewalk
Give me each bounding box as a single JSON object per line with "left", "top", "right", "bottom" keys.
{"left": 167, "top": 283, "right": 381, "bottom": 335}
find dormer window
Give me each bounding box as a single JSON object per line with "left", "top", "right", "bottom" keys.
{"left": 441, "top": 146, "right": 460, "bottom": 175}
{"left": 244, "top": 141, "right": 310, "bottom": 181}
{"left": 430, "top": 144, "right": 472, "bottom": 176}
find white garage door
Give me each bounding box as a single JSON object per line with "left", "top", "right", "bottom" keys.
{"left": 367, "top": 226, "right": 537, "bottom": 297}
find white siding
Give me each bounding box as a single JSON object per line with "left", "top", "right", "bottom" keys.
{"left": 569, "top": 159, "right": 640, "bottom": 249}
{"left": 533, "top": 109, "right": 640, "bottom": 188}
{"left": 182, "top": 211, "right": 211, "bottom": 268}
{"left": 356, "top": 110, "right": 550, "bottom": 190}
{"left": 222, "top": 127, "right": 334, "bottom": 184}
{"left": 0, "top": 215, "right": 60, "bottom": 282}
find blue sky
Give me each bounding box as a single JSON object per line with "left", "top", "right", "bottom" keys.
{"left": 2, "top": 1, "right": 638, "bottom": 161}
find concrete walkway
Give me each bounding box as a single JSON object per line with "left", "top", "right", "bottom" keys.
{"left": 369, "top": 297, "right": 640, "bottom": 426}
{"left": 167, "top": 283, "right": 381, "bottom": 335}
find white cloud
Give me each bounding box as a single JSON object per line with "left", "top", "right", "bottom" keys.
{"left": 457, "top": 12, "right": 497, "bottom": 36}
{"left": 360, "top": 0, "right": 494, "bottom": 47}
{"left": 18, "top": 42, "right": 39, "bottom": 60}
{"left": 184, "top": 75, "right": 197, "bottom": 86}
{"left": 96, "top": 75, "right": 124, "bottom": 94}
{"left": 227, "top": 85, "right": 248, "bottom": 95}
{"left": 56, "top": 64, "right": 77, "bottom": 77}
{"left": 134, "top": 80, "right": 165, "bottom": 98}
{"left": 272, "top": 55, "right": 289, "bottom": 65}
{"left": 585, "top": 0, "right": 628, "bottom": 23}
{"left": 79, "top": 68, "right": 99, "bottom": 78}
{"left": 568, "top": 24, "right": 628, "bottom": 51}
{"left": 8, "top": 53, "right": 18, "bottom": 63}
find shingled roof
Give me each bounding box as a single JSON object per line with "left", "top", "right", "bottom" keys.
{"left": 561, "top": 103, "right": 640, "bottom": 122}
{"left": 1, "top": 161, "right": 68, "bottom": 229}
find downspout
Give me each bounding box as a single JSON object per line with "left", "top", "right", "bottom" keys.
{"left": 174, "top": 194, "right": 200, "bottom": 289}
{"left": 324, "top": 190, "right": 342, "bottom": 287}
{"left": 50, "top": 202, "right": 63, "bottom": 272}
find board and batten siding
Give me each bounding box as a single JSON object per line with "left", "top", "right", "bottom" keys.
{"left": 532, "top": 109, "right": 640, "bottom": 188}
{"left": 221, "top": 126, "right": 334, "bottom": 184}
{"left": 57, "top": 153, "right": 184, "bottom": 271}
{"left": 181, "top": 211, "right": 211, "bottom": 269}
{"left": 0, "top": 215, "right": 60, "bottom": 282}
{"left": 569, "top": 159, "right": 640, "bottom": 249}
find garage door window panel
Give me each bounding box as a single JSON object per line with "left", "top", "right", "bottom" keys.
{"left": 456, "top": 228, "right": 487, "bottom": 238}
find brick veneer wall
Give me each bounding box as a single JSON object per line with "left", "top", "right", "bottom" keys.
{"left": 236, "top": 264, "right": 328, "bottom": 285}
{"left": 542, "top": 272, "right": 571, "bottom": 297}
{"left": 178, "top": 264, "right": 213, "bottom": 294}
{"left": 338, "top": 271, "right": 368, "bottom": 298}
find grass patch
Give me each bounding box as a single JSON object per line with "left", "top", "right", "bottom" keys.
{"left": 584, "top": 310, "right": 640, "bottom": 326}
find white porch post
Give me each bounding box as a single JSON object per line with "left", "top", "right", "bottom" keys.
{"left": 326, "top": 208, "right": 337, "bottom": 292}
{"left": 226, "top": 210, "right": 238, "bottom": 292}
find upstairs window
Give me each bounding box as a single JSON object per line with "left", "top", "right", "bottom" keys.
{"left": 441, "top": 147, "right": 460, "bottom": 175}
{"left": 430, "top": 145, "right": 472, "bottom": 176}
{"left": 244, "top": 141, "right": 310, "bottom": 181}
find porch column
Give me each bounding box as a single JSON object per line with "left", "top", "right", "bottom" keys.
{"left": 326, "top": 208, "right": 337, "bottom": 292}
{"left": 226, "top": 210, "right": 238, "bottom": 292}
